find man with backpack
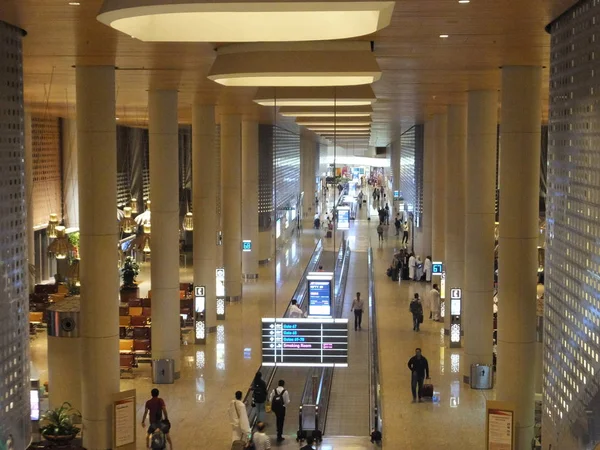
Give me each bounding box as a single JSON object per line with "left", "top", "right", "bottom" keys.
{"left": 142, "top": 388, "right": 169, "bottom": 433}
{"left": 146, "top": 420, "right": 173, "bottom": 450}
{"left": 268, "top": 380, "right": 290, "bottom": 442}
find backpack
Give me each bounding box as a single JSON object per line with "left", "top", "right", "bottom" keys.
{"left": 410, "top": 300, "right": 422, "bottom": 315}
{"left": 150, "top": 430, "right": 166, "bottom": 449}
{"left": 253, "top": 381, "right": 267, "bottom": 404}
{"left": 271, "top": 388, "right": 286, "bottom": 412}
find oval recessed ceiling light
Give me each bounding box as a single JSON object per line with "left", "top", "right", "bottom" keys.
{"left": 69, "top": 1, "right": 81, "bottom": 4}
{"left": 208, "top": 42, "right": 381, "bottom": 87}
{"left": 97, "top": 1, "right": 395, "bottom": 42}
{"left": 458, "top": 0, "right": 470, "bottom": 3}
{"left": 254, "top": 86, "right": 377, "bottom": 107}
{"left": 440, "top": 34, "right": 449, "bottom": 38}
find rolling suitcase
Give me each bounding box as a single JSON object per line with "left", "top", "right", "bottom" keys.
{"left": 420, "top": 381, "right": 434, "bottom": 399}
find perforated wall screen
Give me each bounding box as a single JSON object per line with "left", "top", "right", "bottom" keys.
{"left": 0, "top": 19, "right": 31, "bottom": 450}
{"left": 545, "top": 1, "right": 600, "bottom": 447}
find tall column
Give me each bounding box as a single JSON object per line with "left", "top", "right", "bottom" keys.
{"left": 149, "top": 90, "right": 181, "bottom": 375}
{"left": 444, "top": 105, "right": 467, "bottom": 331}
{"left": 496, "top": 66, "right": 542, "bottom": 450}
{"left": 221, "top": 113, "right": 242, "bottom": 301}
{"left": 391, "top": 140, "right": 400, "bottom": 214}
{"left": 242, "top": 118, "right": 259, "bottom": 279}
{"left": 62, "top": 118, "right": 79, "bottom": 228}
{"left": 76, "top": 65, "right": 119, "bottom": 449}
{"left": 24, "top": 112, "right": 35, "bottom": 285}
{"left": 431, "top": 113, "right": 447, "bottom": 263}
{"left": 463, "top": 91, "right": 498, "bottom": 381}
{"left": 421, "top": 119, "right": 434, "bottom": 259}
{"left": 192, "top": 103, "right": 218, "bottom": 330}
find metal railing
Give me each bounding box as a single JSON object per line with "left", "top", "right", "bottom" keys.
{"left": 243, "top": 239, "right": 324, "bottom": 427}
{"left": 298, "top": 235, "right": 351, "bottom": 439}
{"left": 368, "top": 247, "right": 383, "bottom": 441}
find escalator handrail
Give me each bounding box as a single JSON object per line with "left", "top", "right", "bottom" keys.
{"left": 368, "top": 247, "right": 383, "bottom": 434}
{"left": 243, "top": 238, "right": 324, "bottom": 425}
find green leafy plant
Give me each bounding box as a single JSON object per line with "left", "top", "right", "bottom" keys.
{"left": 67, "top": 231, "right": 80, "bottom": 260}
{"left": 40, "top": 402, "right": 81, "bottom": 438}
{"left": 121, "top": 256, "right": 140, "bottom": 288}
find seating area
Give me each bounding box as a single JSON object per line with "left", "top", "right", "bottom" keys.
{"left": 117, "top": 282, "right": 193, "bottom": 376}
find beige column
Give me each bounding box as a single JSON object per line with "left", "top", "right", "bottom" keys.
{"left": 444, "top": 105, "right": 467, "bottom": 331}
{"left": 192, "top": 103, "right": 218, "bottom": 330}
{"left": 76, "top": 65, "right": 119, "bottom": 449}
{"left": 221, "top": 113, "right": 242, "bottom": 300}
{"left": 432, "top": 113, "right": 447, "bottom": 263}
{"left": 24, "top": 112, "right": 35, "bottom": 282}
{"left": 62, "top": 118, "right": 79, "bottom": 228}
{"left": 421, "top": 119, "right": 434, "bottom": 259}
{"left": 242, "top": 118, "right": 259, "bottom": 279}
{"left": 149, "top": 90, "right": 181, "bottom": 375}
{"left": 463, "top": 91, "right": 498, "bottom": 382}
{"left": 496, "top": 66, "right": 542, "bottom": 450}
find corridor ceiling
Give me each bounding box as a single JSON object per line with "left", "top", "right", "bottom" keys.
{"left": 2, "top": 0, "right": 576, "bottom": 146}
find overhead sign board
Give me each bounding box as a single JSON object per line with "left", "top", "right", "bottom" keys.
{"left": 242, "top": 240, "right": 252, "bottom": 252}
{"left": 338, "top": 206, "right": 350, "bottom": 230}
{"left": 261, "top": 318, "right": 348, "bottom": 367}
{"left": 307, "top": 272, "right": 333, "bottom": 316}
{"left": 432, "top": 262, "right": 443, "bottom": 274}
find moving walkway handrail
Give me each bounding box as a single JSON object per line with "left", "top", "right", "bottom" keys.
{"left": 299, "top": 236, "right": 351, "bottom": 437}
{"left": 243, "top": 239, "right": 324, "bottom": 426}
{"left": 368, "top": 247, "right": 383, "bottom": 437}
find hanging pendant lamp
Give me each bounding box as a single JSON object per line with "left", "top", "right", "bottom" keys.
{"left": 183, "top": 212, "right": 194, "bottom": 231}
{"left": 120, "top": 207, "right": 136, "bottom": 234}
{"left": 130, "top": 198, "right": 138, "bottom": 214}
{"left": 47, "top": 213, "right": 59, "bottom": 238}
{"left": 48, "top": 226, "right": 73, "bottom": 260}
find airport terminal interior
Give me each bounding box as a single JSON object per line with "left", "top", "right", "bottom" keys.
{"left": 0, "top": 0, "right": 598, "bottom": 449}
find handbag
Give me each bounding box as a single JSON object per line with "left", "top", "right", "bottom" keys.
{"left": 419, "top": 314, "right": 424, "bottom": 324}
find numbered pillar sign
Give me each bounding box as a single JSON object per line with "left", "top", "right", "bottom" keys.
{"left": 216, "top": 268, "right": 226, "bottom": 320}
{"left": 194, "top": 286, "right": 206, "bottom": 344}
{"left": 449, "top": 287, "right": 462, "bottom": 348}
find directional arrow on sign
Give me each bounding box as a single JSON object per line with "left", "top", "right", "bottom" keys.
{"left": 270, "top": 344, "right": 274, "bottom": 348}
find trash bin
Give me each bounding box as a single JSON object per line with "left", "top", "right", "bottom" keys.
{"left": 470, "top": 364, "right": 493, "bottom": 389}
{"left": 152, "top": 359, "right": 175, "bottom": 384}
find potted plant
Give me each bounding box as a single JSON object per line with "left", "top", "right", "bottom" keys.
{"left": 40, "top": 402, "right": 81, "bottom": 445}
{"left": 121, "top": 256, "right": 140, "bottom": 289}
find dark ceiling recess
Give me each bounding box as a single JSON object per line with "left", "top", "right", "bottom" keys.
{"left": 375, "top": 146, "right": 386, "bottom": 156}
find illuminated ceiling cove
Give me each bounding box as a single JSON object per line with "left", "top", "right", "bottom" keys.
{"left": 97, "top": 1, "right": 395, "bottom": 42}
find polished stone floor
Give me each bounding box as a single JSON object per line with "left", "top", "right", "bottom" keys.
{"left": 31, "top": 185, "right": 493, "bottom": 449}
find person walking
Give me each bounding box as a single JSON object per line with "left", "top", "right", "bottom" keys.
{"left": 408, "top": 348, "right": 430, "bottom": 402}
{"left": 402, "top": 221, "right": 409, "bottom": 245}
{"left": 430, "top": 284, "right": 441, "bottom": 322}
{"left": 384, "top": 203, "right": 390, "bottom": 225}
{"left": 251, "top": 422, "right": 271, "bottom": 450}
{"left": 409, "top": 293, "right": 423, "bottom": 332}
{"left": 228, "top": 391, "right": 250, "bottom": 443}
{"left": 269, "top": 380, "right": 291, "bottom": 442}
{"left": 252, "top": 372, "right": 268, "bottom": 423}
{"left": 408, "top": 253, "right": 416, "bottom": 281}
{"left": 424, "top": 256, "right": 432, "bottom": 282}
{"left": 394, "top": 216, "right": 401, "bottom": 236}
{"left": 376, "top": 223, "right": 384, "bottom": 242}
{"left": 142, "top": 388, "right": 169, "bottom": 433}
{"left": 351, "top": 292, "right": 365, "bottom": 331}
{"left": 288, "top": 299, "right": 304, "bottom": 318}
